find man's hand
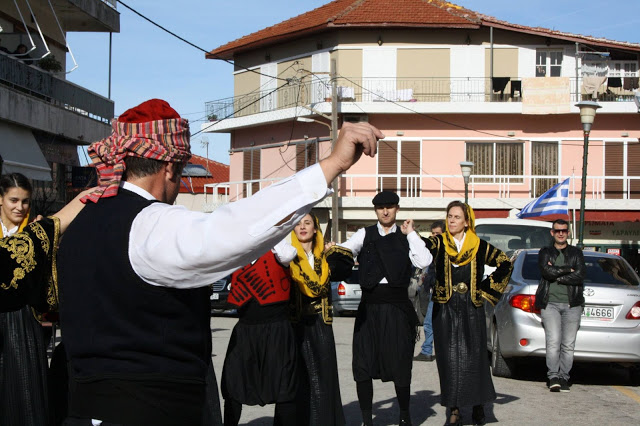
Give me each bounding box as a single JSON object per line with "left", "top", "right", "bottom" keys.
{"left": 319, "top": 122, "right": 384, "bottom": 185}
{"left": 401, "top": 219, "right": 415, "bottom": 235}
{"left": 324, "top": 241, "right": 336, "bottom": 253}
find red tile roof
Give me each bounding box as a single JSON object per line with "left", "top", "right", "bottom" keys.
{"left": 179, "top": 154, "right": 229, "bottom": 194}
{"left": 207, "top": 0, "right": 640, "bottom": 60}
{"left": 207, "top": 0, "right": 480, "bottom": 59}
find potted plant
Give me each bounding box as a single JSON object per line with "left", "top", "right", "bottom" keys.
{"left": 207, "top": 113, "right": 218, "bottom": 121}
{"left": 37, "top": 55, "right": 63, "bottom": 73}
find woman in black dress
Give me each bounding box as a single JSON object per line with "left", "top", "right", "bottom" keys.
{"left": 423, "top": 201, "right": 512, "bottom": 426}
{"left": 289, "top": 212, "right": 350, "bottom": 426}
{"left": 0, "top": 174, "right": 90, "bottom": 425}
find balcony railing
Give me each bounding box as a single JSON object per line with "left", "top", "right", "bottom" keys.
{"left": 0, "top": 54, "right": 114, "bottom": 123}
{"left": 203, "top": 173, "right": 640, "bottom": 211}
{"left": 205, "top": 76, "right": 637, "bottom": 120}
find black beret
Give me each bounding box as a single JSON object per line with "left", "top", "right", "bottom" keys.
{"left": 372, "top": 191, "right": 399, "bottom": 206}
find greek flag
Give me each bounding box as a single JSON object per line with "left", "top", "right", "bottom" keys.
{"left": 517, "top": 178, "right": 570, "bottom": 218}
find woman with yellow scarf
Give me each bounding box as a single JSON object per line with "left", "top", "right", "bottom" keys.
{"left": 289, "top": 212, "right": 351, "bottom": 426}
{"left": 423, "top": 201, "right": 512, "bottom": 426}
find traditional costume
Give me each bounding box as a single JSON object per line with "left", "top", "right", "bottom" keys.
{"left": 289, "top": 214, "right": 351, "bottom": 426}
{"left": 57, "top": 99, "right": 332, "bottom": 426}
{"left": 423, "top": 204, "right": 511, "bottom": 412}
{"left": 1, "top": 213, "right": 58, "bottom": 426}
{"left": 221, "top": 242, "right": 299, "bottom": 426}
{"left": 336, "top": 191, "right": 431, "bottom": 426}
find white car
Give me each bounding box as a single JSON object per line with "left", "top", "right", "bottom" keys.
{"left": 486, "top": 249, "right": 640, "bottom": 384}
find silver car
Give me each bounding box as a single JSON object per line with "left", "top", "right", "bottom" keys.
{"left": 486, "top": 249, "right": 640, "bottom": 384}
{"left": 331, "top": 267, "right": 361, "bottom": 316}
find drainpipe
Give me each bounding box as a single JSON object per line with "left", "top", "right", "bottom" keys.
{"left": 490, "top": 27, "right": 494, "bottom": 98}
{"left": 330, "top": 58, "right": 339, "bottom": 242}
{"left": 575, "top": 42, "right": 580, "bottom": 102}
{"left": 108, "top": 32, "right": 112, "bottom": 99}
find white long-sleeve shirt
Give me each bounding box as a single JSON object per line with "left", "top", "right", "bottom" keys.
{"left": 338, "top": 222, "right": 432, "bottom": 283}
{"left": 127, "top": 164, "right": 330, "bottom": 289}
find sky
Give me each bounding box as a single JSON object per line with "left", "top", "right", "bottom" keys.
{"left": 66, "top": 0, "right": 640, "bottom": 165}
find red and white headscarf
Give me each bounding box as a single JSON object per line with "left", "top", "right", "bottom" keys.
{"left": 81, "top": 99, "right": 192, "bottom": 203}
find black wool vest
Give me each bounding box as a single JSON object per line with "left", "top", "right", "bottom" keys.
{"left": 358, "top": 225, "right": 412, "bottom": 289}
{"left": 58, "top": 189, "right": 211, "bottom": 383}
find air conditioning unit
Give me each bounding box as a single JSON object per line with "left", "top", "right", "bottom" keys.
{"left": 343, "top": 114, "right": 368, "bottom": 123}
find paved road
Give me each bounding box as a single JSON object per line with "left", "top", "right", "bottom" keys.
{"left": 210, "top": 315, "right": 640, "bottom": 425}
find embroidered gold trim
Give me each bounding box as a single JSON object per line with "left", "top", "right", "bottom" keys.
{"left": 325, "top": 245, "right": 353, "bottom": 259}
{"left": 0, "top": 224, "right": 46, "bottom": 290}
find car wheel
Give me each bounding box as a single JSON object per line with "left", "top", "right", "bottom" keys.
{"left": 332, "top": 306, "right": 341, "bottom": 317}
{"left": 491, "top": 325, "right": 515, "bottom": 378}
{"left": 629, "top": 365, "right": 640, "bottom": 386}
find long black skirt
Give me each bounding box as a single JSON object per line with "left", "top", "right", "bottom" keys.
{"left": 0, "top": 306, "right": 49, "bottom": 426}
{"left": 295, "top": 314, "right": 345, "bottom": 426}
{"left": 433, "top": 291, "right": 496, "bottom": 407}
{"left": 221, "top": 319, "right": 298, "bottom": 406}
{"left": 352, "top": 303, "right": 415, "bottom": 386}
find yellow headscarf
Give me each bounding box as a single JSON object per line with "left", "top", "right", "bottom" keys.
{"left": 17, "top": 211, "right": 30, "bottom": 233}
{"left": 443, "top": 203, "right": 480, "bottom": 266}
{"left": 289, "top": 214, "right": 330, "bottom": 298}
{"left": 1, "top": 211, "right": 30, "bottom": 236}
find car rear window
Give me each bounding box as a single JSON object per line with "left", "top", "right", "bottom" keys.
{"left": 521, "top": 252, "right": 640, "bottom": 286}
{"left": 475, "top": 224, "right": 552, "bottom": 253}
{"left": 345, "top": 268, "right": 359, "bottom": 284}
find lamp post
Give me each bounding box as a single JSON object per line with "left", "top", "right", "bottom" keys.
{"left": 459, "top": 161, "right": 474, "bottom": 205}
{"left": 575, "top": 100, "right": 601, "bottom": 249}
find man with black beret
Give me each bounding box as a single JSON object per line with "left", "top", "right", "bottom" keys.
{"left": 337, "top": 191, "right": 431, "bottom": 426}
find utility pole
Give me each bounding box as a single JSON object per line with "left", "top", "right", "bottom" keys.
{"left": 330, "top": 58, "right": 339, "bottom": 243}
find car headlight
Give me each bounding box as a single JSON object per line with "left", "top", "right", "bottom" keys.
{"left": 227, "top": 282, "right": 232, "bottom": 291}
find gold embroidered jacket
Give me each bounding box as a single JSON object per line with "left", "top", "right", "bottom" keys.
{"left": 1, "top": 217, "right": 60, "bottom": 317}
{"left": 290, "top": 245, "right": 354, "bottom": 325}
{"left": 424, "top": 235, "right": 512, "bottom": 307}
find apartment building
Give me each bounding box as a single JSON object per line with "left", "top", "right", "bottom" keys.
{"left": 202, "top": 0, "right": 640, "bottom": 256}
{"left": 0, "top": 0, "right": 119, "bottom": 213}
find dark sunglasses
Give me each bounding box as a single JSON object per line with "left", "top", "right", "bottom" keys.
{"left": 552, "top": 228, "right": 569, "bottom": 234}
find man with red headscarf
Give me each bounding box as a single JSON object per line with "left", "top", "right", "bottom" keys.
{"left": 57, "top": 99, "right": 383, "bottom": 426}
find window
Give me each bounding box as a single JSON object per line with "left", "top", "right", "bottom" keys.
{"left": 522, "top": 253, "right": 639, "bottom": 286}
{"left": 536, "top": 50, "right": 563, "bottom": 77}
{"left": 531, "top": 141, "right": 558, "bottom": 197}
{"left": 608, "top": 61, "right": 639, "bottom": 90}
{"left": 466, "top": 142, "right": 523, "bottom": 183}
{"left": 296, "top": 142, "right": 317, "bottom": 171}
{"left": 605, "top": 141, "right": 640, "bottom": 199}
{"left": 243, "top": 149, "right": 261, "bottom": 197}
{"left": 377, "top": 140, "right": 421, "bottom": 196}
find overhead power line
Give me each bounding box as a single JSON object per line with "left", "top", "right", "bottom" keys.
{"left": 115, "top": 0, "right": 288, "bottom": 82}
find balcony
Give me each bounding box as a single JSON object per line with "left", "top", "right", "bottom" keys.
{"left": 0, "top": 54, "right": 114, "bottom": 141}
{"left": 202, "top": 173, "right": 640, "bottom": 212}
{"left": 205, "top": 76, "right": 638, "bottom": 122}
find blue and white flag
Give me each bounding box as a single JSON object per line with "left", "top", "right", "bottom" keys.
{"left": 517, "top": 178, "right": 570, "bottom": 219}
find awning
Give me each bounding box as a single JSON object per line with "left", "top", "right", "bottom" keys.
{"left": 0, "top": 121, "right": 52, "bottom": 181}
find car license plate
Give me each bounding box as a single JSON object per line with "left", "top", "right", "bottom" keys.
{"left": 582, "top": 305, "right": 614, "bottom": 320}
{"left": 211, "top": 293, "right": 220, "bottom": 300}
{"left": 354, "top": 290, "right": 361, "bottom": 295}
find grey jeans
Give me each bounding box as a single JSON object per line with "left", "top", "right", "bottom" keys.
{"left": 541, "top": 302, "right": 583, "bottom": 380}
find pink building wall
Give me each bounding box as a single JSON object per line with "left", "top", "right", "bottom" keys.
{"left": 225, "top": 113, "right": 639, "bottom": 201}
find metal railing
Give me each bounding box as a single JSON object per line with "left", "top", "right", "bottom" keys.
{"left": 0, "top": 54, "right": 114, "bottom": 123}
{"left": 203, "top": 173, "right": 640, "bottom": 210}
{"left": 205, "top": 76, "right": 637, "bottom": 120}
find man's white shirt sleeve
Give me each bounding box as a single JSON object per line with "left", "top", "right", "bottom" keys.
{"left": 129, "top": 164, "right": 330, "bottom": 288}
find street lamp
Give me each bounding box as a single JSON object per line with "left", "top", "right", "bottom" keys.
{"left": 575, "top": 100, "right": 601, "bottom": 249}
{"left": 296, "top": 116, "right": 332, "bottom": 132}
{"left": 459, "top": 161, "right": 474, "bottom": 205}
